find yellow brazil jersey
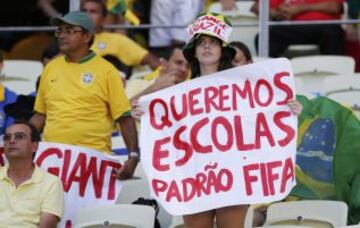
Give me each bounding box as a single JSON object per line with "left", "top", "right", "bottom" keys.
{"left": 91, "top": 32, "right": 148, "bottom": 67}
{"left": 35, "top": 52, "right": 131, "bottom": 154}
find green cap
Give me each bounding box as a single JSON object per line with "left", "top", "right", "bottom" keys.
{"left": 52, "top": 11, "right": 95, "bottom": 33}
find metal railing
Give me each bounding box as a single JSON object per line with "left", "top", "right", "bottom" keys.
{"left": 0, "top": 0, "right": 359, "bottom": 58}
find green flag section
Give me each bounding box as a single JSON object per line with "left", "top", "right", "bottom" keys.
{"left": 291, "top": 95, "right": 360, "bottom": 224}
{"left": 106, "top": 0, "right": 140, "bottom": 25}
{"left": 107, "top": 0, "right": 127, "bottom": 15}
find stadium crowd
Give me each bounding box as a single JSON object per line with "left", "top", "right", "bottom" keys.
{"left": 0, "top": 0, "right": 360, "bottom": 227}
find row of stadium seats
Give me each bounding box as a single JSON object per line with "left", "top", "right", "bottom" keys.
{"left": 72, "top": 175, "right": 357, "bottom": 228}
{"left": 3, "top": 55, "right": 358, "bottom": 117}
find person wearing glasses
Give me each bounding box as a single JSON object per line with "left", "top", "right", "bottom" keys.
{"left": 30, "top": 11, "right": 139, "bottom": 180}
{"left": 0, "top": 121, "right": 63, "bottom": 228}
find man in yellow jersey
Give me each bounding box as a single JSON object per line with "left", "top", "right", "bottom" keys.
{"left": 30, "top": 11, "right": 139, "bottom": 180}
{"left": 81, "top": 0, "right": 160, "bottom": 78}
{"left": 126, "top": 47, "right": 190, "bottom": 101}
{"left": 0, "top": 121, "right": 63, "bottom": 227}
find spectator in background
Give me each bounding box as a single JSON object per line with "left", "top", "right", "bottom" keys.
{"left": 30, "top": 11, "right": 139, "bottom": 180}
{"left": 131, "top": 12, "right": 303, "bottom": 227}
{"left": 41, "top": 42, "right": 61, "bottom": 66}
{"left": 229, "top": 41, "right": 253, "bottom": 67}
{"left": 149, "top": 0, "right": 203, "bottom": 58}
{"left": 344, "top": 0, "right": 360, "bottom": 72}
{"left": 0, "top": 121, "right": 63, "bottom": 227}
{"left": 82, "top": 0, "right": 160, "bottom": 78}
{"left": 182, "top": 12, "right": 249, "bottom": 228}
{"left": 126, "top": 47, "right": 190, "bottom": 101}
{"left": 37, "top": 0, "right": 70, "bottom": 20}
{"left": 149, "top": 0, "right": 237, "bottom": 59}
{"left": 204, "top": 0, "right": 238, "bottom": 11}
{"left": 251, "top": 0, "right": 345, "bottom": 57}
{"left": 0, "top": 53, "right": 18, "bottom": 135}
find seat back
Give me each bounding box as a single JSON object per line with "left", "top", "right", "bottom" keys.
{"left": 323, "top": 74, "right": 360, "bottom": 93}
{"left": 291, "top": 56, "right": 355, "bottom": 98}
{"left": 115, "top": 178, "right": 172, "bottom": 228}
{"left": 169, "top": 206, "right": 254, "bottom": 228}
{"left": 294, "top": 74, "right": 340, "bottom": 98}
{"left": 10, "top": 33, "right": 54, "bottom": 60}
{"left": 284, "top": 44, "right": 320, "bottom": 58}
{"left": 321, "top": 75, "right": 360, "bottom": 117}
{"left": 326, "top": 89, "right": 360, "bottom": 118}
{"left": 73, "top": 204, "right": 155, "bottom": 228}
{"left": 2, "top": 60, "right": 42, "bottom": 80}
{"left": 1, "top": 60, "right": 42, "bottom": 94}
{"left": 1, "top": 80, "right": 36, "bottom": 95}
{"left": 169, "top": 216, "right": 186, "bottom": 228}
{"left": 265, "top": 200, "right": 348, "bottom": 228}
{"left": 116, "top": 178, "right": 150, "bottom": 204}
{"left": 291, "top": 55, "right": 355, "bottom": 76}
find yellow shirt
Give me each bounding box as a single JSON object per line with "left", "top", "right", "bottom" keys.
{"left": 125, "top": 66, "right": 191, "bottom": 99}
{"left": 35, "top": 52, "right": 131, "bottom": 153}
{"left": 91, "top": 32, "right": 148, "bottom": 67}
{"left": 125, "top": 67, "right": 161, "bottom": 99}
{"left": 0, "top": 84, "right": 4, "bottom": 101}
{"left": 0, "top": 165, "right": 63, "bottom": 228}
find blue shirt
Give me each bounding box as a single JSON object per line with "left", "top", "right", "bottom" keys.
{"left": 0, "top": 87, "right": 18, "bottom": 135}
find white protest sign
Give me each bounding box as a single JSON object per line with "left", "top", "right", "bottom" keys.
{"left": 0, "top": 142, "right": 122, "bottom": 228}
{"left": 140, "top": 58, "right": 297, "bottom": 215}
{"left": 187, "top": 15, "right": 232, "bottom": 43}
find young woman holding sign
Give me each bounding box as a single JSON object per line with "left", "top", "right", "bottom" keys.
{"left": 181, "top": 13, "right": 302, "bottom": 228}
{"left": 180, "top": 12, "right": 250, "bottom": 228}
{"left": 132, "top": 12, "right": 302, "bottom": 228}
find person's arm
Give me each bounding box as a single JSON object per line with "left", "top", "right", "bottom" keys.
{"left": 105, "top": 13, "right": 127, "bottom": 35}
{"left": 250, "top": 1, "right": 286, "bottom": 20}
{"left": 130, "top": 71, "right": 179, "bottom": 102}
{"left": 39, "top": 212, "right": 60, "bottom": 228}
{"left": 219, "top": 0, "right": 237, "bottom": 11}
{"left": 38, "top": 0, "right": 61, "bottom": 18}
{"left": 288, "top": 100, "right": 303, "bottom": 116}
{"left": 299, "top": 1, "right": 342, "bottom": 14}
{"left": 279, "top": 1, "right": 342, "bottom": 19}
{"left": 29, "top": 112, "right": 46, "bottom": 132}
{"left": 114, "top": 115, "right": 139, "bottom": 180}
{"left": 40, "top": 178, "right": 63, "bottom": 228}
{"left": 141, "top": 53, "right": 161, "bottom": 70}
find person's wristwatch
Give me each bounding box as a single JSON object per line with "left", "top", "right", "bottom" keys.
{"left": 129, "top": 151, "right": 140, "bottom": 162}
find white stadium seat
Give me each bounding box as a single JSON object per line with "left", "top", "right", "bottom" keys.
{"left": 73, "top": 204, "right": 155, "bottom": 228}
{"left": 264, "top": 200, "right": 348, "bottom": 228}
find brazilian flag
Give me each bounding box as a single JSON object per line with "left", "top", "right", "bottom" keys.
{"left": 107, "top": 0, "right": 127, "bottom": 15}
{"left": 107, "top": 0, "right": 140, "bottom": 25}
{"left": 290, "top": 95, "right": 360, "bottom": 224}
